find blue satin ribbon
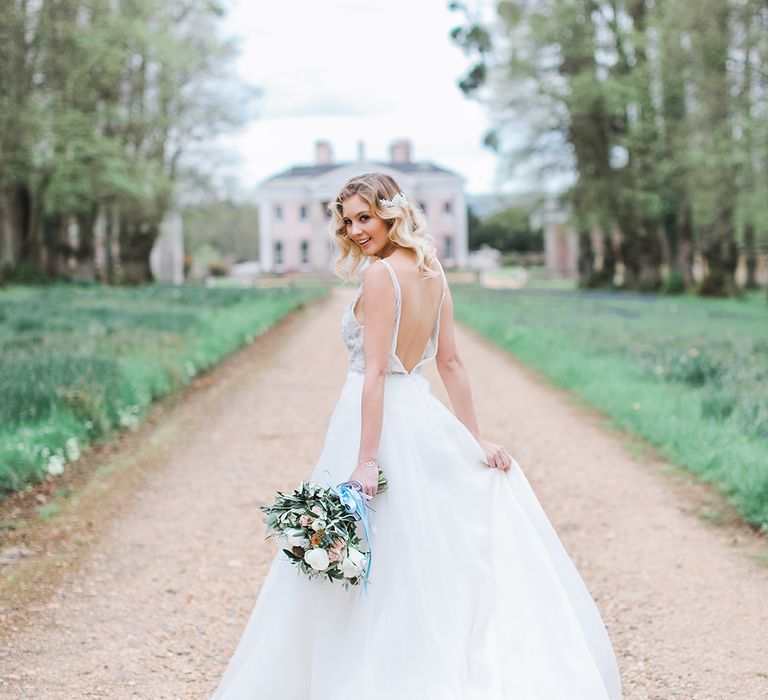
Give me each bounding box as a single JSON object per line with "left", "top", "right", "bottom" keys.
{"left": 322, "top": 470, "right": 374, "bottom": 592}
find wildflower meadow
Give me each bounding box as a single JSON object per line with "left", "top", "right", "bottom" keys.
{"left": 0, "top": 283, "right": 327, "bottom": 493}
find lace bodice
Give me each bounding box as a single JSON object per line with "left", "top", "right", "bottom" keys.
{"left": 340, "top": 257, "right": 447, "bottom": 376}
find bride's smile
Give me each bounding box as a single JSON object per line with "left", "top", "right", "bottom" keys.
{"left": 341, "top": 194, "right": 398, "bottom": 259}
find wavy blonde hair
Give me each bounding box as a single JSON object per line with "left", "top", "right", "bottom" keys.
{"left": 329, "top": 172, "right": 440, "bottom": 281}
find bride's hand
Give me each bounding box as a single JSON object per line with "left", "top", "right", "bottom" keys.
{"left": 478, "top": 439, "right": 512, "bottom": 472}
{"left": 347, "top": 460, "right": 379, "bottom": 498}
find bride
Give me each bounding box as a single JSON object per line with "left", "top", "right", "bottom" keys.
{"left": 210, "top": 172, "right": 623, "bottom": 699}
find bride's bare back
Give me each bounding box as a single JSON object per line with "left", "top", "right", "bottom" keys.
{"left": 353, "top": 252, "right": 444, "bottom": 374}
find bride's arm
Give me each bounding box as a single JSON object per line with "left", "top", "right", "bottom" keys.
{"left": 436, "top": 285, "right": 511, "bottom": 472}
{"left": 348, "top": 263, "right": 395, "bottom": 496}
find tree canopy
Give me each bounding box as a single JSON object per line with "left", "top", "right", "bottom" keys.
{"left": 469, "top": 205, "right": 544, "bottom": 253}
{"left": 451, "top": 0, "right": 768, "bottom": 295}
{"left": 0, "top": 0, "right": 251, "bottom": 284}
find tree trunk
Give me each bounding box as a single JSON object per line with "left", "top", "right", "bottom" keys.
{"left": 0, "top": 186, "right": 20, "bottom": 266}
{"left": 73, "top": 205, "right": 97, "bottom": 282}
{"left": 619, "top": 234, "right": 640, "bottom": 290}
{"left": 577, "top": 229, "right": 594, "bottom": 288}
{"left": 43, "top": 213, "right": 71, "bottom": 279}
{"left": 119, "top": 212, "right": 157, "bottom": 284}
{"left": 676, "top": 202, "right": 694, "bottom": 289}
{"left": 19, "top": 186, "right": 41, "bottom": 266}
{"left": 104, "top": 200, "right": 116, "bottom": 284}
{"left": 596, "top": 229, "right": 617, "bottom": 287}
{"left": 700, "top": 221, "right": 738, "bottom": 296}
{"left": 637, "top": 229, "right": 664, "bottom": 292}
{"left": 744, "top": 224, "right": 758, "bottom": 290}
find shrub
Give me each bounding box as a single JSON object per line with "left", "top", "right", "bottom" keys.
{"left": 9, "top": 261, "right": 50, "bottom": 284}
{"left": 661, "top": 267, "right": 686, "bottom": 295}
{"left": 207, "top": 262, "right": 228, "bottom": 277}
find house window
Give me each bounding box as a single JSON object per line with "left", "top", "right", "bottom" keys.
{"left": 300, "top": 240, "right": 310, "bottom": 265}
{"left": 443, "top": 201, "right": 453, "bottom": 215}
{"left": 322, "top": 201, "right": 332, "bottom": 218}
{"left": 418, "top": 201, "right": 427, "bottom": 215}
{"left": 299, "top": 204, "right": 308, "bottom": 220}
{"left": 274, "top": 240, "right": 283, "bottom": 265}
{"left": 444, "top": 236, "right": 454, "bottom": 259}
{"left": 274, "top": 205, "right": 283, "bottom": 220}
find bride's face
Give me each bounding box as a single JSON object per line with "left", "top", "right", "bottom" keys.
{"left": 341, "top": 194, "right": 394, "bottom": 257}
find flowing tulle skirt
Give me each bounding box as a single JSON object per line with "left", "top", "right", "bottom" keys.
{"left": 211, "top": 371, "right": 622, "bottom": 699}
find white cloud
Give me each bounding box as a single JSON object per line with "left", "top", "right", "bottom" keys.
{"left": 213, "top": 0, "right": 520, "bottom": 195}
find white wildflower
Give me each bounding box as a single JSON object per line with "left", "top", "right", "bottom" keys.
{"left": 46, "top": 455, "right": 65, "bottom": 477}
{"left": 65, "top": 438, "right": 80, "bottom": 462}
{"left": 118, "top": 409, "right": 139, "bottom": 429}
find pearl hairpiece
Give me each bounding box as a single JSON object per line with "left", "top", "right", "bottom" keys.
{"left": 379, "top": 192, "right": 408, "bottom": 209}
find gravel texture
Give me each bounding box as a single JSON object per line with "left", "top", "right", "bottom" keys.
{"left": 1, "top": 287, "right": 767, "bottom": 699}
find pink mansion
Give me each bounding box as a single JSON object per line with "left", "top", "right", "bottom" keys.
{"left": 256, "top": 140, "right": 468, "bottom": 273}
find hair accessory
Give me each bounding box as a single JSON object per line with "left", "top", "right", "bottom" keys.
{"left": 379, "top": 192, "right": 408, "bottom": 209}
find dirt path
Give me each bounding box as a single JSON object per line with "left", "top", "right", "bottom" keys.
{"left": 1, "top": 287, "right": 767, "bottom": 699}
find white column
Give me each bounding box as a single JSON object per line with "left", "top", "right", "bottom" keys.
{"left": 455, "top": 188, "right": 469, "bottom": 268}
{"left": 259, "top": 198, "right": 272, "bottom": 272}
{"left": 310, "top": 197, "right": 325, "bottom": 272}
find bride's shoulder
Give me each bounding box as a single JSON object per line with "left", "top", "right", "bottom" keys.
{"left": 361, "top": 258, "right": 394, "bottom": 289}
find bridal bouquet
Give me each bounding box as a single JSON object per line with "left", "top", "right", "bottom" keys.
{"left": 260, "top": 469, "right": 388, "bottom": 590}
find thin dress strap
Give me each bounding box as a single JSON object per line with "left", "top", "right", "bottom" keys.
{"left": 434, "top": 260, "right": 448, "bottom": 342}
{"left": 375, "top": 258, "right": 402, "bottom": 355}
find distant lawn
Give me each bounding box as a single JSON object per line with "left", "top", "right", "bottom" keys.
{"left": 0, "top": 282, "right": 328, "bottom": 493}
{"left": 482, "top": 265, "right": 578, "bottom": 291}
{"left": 452, "top": 285, "right": 768, "bottom": 531}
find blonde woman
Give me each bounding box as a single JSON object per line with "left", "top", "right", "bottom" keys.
{"left": 210, "top": 172, "right": 622, "bottom": 699}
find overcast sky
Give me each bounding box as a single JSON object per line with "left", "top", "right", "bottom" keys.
{"left": 213, "top": 0, "right": 515, "bottom": 197}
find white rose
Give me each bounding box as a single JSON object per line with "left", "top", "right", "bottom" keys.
{"left": 284, "top": 528, "right": 309, "bottom": 548}
{"left": 347, "top": 547, "right": 367, "bottom": 568}
{"left": 304, "top": 548, "right": 330, "bottom": 571}
{"left": 311, "top": 519, "right": 326, "bottom": 532}
{"left": 339, "top": 556, "right": 362, "bottom": 579}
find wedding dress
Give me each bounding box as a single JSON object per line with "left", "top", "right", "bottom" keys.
{"left": 210, "top": 257, "right": 622, "bottom": 699}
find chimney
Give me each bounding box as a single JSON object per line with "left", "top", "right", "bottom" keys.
{"left": 315, "top": 140, "right": 333, "bottom": 165}
{"left": 389, "top": 139, "right": 412, "bottom": 164}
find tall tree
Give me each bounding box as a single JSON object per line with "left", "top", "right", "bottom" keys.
{"left": 689, "top": 0, "right": 739, "bottom": 295}
{"left": 656, "top": 0, "right": 695, "bottom": 289}
{"left": 451, "top": 0, "right": 768, "bottom": 296}
{"left": 0, "top": 1, "right": 41, "bottom": 269}
{"left": 0, "top": 0, "right": 247, "bottom": 283}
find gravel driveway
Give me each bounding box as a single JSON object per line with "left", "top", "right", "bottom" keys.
{"left": 1, "top": 287, "right": 766, "bottom": 699}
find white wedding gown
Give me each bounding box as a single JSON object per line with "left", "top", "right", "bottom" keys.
{"left": 210, "top": 258, "right": 623, "bottom": 699}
